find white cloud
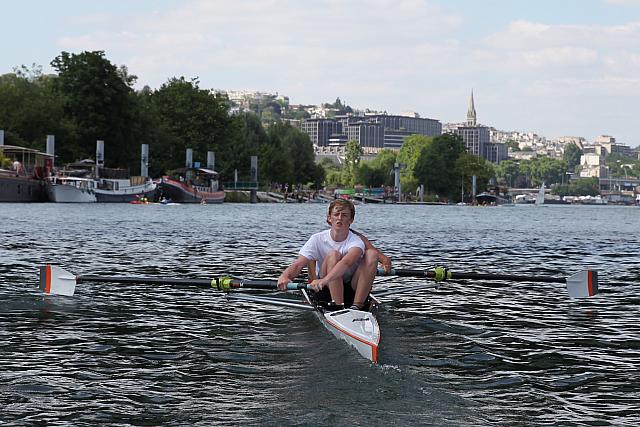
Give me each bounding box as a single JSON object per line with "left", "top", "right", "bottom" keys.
{"left": 48, "top": 2, "right": 640, "bottom": 141}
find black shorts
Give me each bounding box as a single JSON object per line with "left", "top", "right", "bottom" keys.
{"left": 315, "top": 281, "right": 355, "bottom": 306}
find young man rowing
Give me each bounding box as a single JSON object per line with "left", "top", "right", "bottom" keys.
{"left": 277, "top": 199, "right": 391, "bottom": 310}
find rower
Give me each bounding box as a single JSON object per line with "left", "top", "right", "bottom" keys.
{"left": 277, "top": 199, "right": 390, "bottom": 310}
{"left": 307, "top": 230, "right": 391, "bottom": 310}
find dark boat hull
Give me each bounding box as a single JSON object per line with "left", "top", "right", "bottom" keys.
{"left": 94, "top": 186, "right": 158, "bottom": 203}
{"left": 158, "top": 178, "right": 224, "bottom": 203}
{"left": 0, "top": 173, "right": 47, "bottom": 202}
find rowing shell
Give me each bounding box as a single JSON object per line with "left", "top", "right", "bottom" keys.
{"left": 227, "top": 290, "right": 381, "bottom": 363}
{"left": 302, "top": 289, "right": 381, "bottom": 363}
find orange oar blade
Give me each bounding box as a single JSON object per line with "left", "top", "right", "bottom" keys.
{"left": 39, "top": 265, "right": 77, "bottom": 296}
{"left": 566, "top": 270, "right": 598, "bottom": 298}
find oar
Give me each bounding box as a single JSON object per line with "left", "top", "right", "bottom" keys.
{"left": 39, "top": 265, "right": 309, "bottom": 296}
{"left": 377, "top": 267, "right": 598, "bottom": 298}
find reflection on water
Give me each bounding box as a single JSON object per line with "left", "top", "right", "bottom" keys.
{"left": 1, "top": 203, "right": 639, "bottom": 425}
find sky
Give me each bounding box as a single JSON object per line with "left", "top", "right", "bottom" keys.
{"left": 2, "top": 0, "right": 640, "bottom": 145}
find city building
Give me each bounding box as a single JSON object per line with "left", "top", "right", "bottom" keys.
{"left": 579, "top": 152, "right": 606, "bottom": 178}
{"left": 303, "top": 113, "right": 442, "bottom": 155}
{"left": 449, "top": 91, "right": 508, "bottom": 164}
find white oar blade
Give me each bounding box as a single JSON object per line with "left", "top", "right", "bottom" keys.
{"left": 39, "top": 265, "right": 77, "bottom": 296}
{"left": 566, "top": 270, "right": 598, "bottom": 298}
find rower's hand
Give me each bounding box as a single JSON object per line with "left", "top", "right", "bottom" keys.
{"left": 309, "top": 279, "right": 325, "bottom": 292}
{"left": 277, "top": 274, "right": 290, "bottom": 291}
{"left": 379, "top": 254, "right": 392, "bottom": 274}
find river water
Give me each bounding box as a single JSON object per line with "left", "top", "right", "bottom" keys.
{"left": 0, "top": 202, "right": 638, "bottom": 426}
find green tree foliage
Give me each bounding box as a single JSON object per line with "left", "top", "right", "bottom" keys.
{"left": 357, "top": 149, "right": 397, "bottom": 187}
{"left": 563, "top": 143, "right": 583, "bottom": 172}
{"left": 553, "top": 177, "right": 599, "bottom": 197}
{"left": 0, "top": 149, "right": 12, "bottom": 168}
{"left": 455, "top": 153, "right": 495, "bottom": 202}
{"left": 50, "top": 51, "right": 143, "bottom": 167}
{"left": 147, "top": 76, "right": 233, "bottom": 175}
{"left": 498, "top": 157, "right": 569, "bottom": 188}
{"left": 289, "top": 108, "right": 311, "bottom": 120}
{"left": 343, "top": 139, "right": 363, "bottom": 186}
{"left": 0, "top": 66, "right": 68, "bottom": 150}
{"left": 396, "top": 134, "right": 433, "bottom": 192}
{"left": 494, "top": 160, "right": 520, "bottom": 187}
{"left": 266, "top": 122, "right": 319, "bottom": 186}
{"left": 260, "top": 138, "right": 292, "bottom": 185}
{"left": 605, "top": 153, "right": 639, "bottom": 178}
{"left": 505, "top": 139, "right": 520, "bottom": 151}
{"left": 318, "top": 157, "right": 343, "bottom": 187}
{"left": 322, "top": 97, "right": 353, "bottom": 115}
{"left": 525, "top": 157, "right": 567, "bottom": 186}
{"left": 413, "top": 133, "right": 466, "bottom": 199}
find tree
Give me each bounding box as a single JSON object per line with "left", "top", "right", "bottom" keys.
{"left": 495, "top": 160, "right": 520, "bottom": 187}
{"left": 227, "top": 112, "right": 268, "bottom": 181}
{"left": 148, "top": 76, "right": 233, "bottom": 176}
{"left": 343, "top": 139, "right": 363, "bottom": 186}
{"left": 262, "top": 125, "right": 293, "bottom": 185}
{"left": 361, "top": 149, "right": 397, "bottom": 187}
{"left": 50, "top": 51, "right": 142, "bottom": 168}
{"left": 318, "top": 157, "right": 343, "bottom": 187}
{"left": 266, "top": 122, "right": 316, "bottom": 186}
{"left": 525, "top": 157, "right": 567, "bottom": 186}
{"left": 605, "top": 153, "right": 639, "bottom": 178}
{"left": 396, "top": 134, "right": 433, "bottom": 192}
{"left": 455, "top": 153, "right": 495, "bottom": 202}
{"left": 563, "top": 143, "right": 583, "bottom": 172}
{"left": 413, "top": 133, "right": 466, "bottom": 199}
{"left": 554, "top": 177, "right": 599, "bottom": 196}
{"left": 0, "top": 66, "right": 69, "bottom": 151}
{"left": 505, "top": 139, "right": 520, "bottom": 151}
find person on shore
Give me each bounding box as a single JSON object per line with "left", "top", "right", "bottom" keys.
{"left": 277, "top": 199, "right": 391, "bottom": 310}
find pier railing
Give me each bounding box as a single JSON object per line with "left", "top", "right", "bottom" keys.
{"left": 223, "top": 181, "right": 258, "bottom": 190}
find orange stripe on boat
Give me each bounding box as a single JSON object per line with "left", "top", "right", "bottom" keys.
{"left": 588, "top": 270, "right": 594, "bottom": 296}
{"left": 45, "top": 265, "right": 51, "bottom": 294}
{"left": 324, "top": 316, "right": 380, "bottom": 361}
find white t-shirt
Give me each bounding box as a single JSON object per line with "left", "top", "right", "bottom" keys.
{"left": 299, "top": 229, "right": 365, "bottom": 280}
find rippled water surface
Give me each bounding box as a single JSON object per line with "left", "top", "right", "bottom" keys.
{"left": 1, "top": 202, "right": 639, "bottom": 425}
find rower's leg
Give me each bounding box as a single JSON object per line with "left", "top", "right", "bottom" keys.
{"left": 350, "top": 249, "right": 378, "bottom": 309}
{"left": 321, "top": 250, "right": 344, "bottom": 304}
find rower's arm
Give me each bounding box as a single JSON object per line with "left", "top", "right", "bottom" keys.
{"left": 278, "top": 255, "right": 309, "bottom": 289}
{"left": 307, "top": 260, "right": 317, "bottom": 281}
{"left": 351, "top": 229, "right": 392, "bottom": 273}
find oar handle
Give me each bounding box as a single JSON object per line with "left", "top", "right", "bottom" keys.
{"left": 218, "top": 278, "right": 309, "bottom": 292}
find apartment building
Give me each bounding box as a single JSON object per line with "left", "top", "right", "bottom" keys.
{"left": 302, "top": 113, "right": 442, "bottom": 154}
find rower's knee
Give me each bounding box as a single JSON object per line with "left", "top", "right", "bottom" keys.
{"left": 325, "top": 250, "right": 342, "bottom": 264}
{"left": 364, "top": 249, "right": 378, "bottom": 268}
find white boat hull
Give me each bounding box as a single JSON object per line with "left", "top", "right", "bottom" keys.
{"left": 94, "top": 181, "right": 157, "bottom": 202}
{"left": 46, "top": 183, "right": 96, "bottom": 203}
{"left": 318, "top": 308, "right": 380, "bottom": 363}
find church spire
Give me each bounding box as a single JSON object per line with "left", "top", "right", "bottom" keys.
{"left": 466, "top": 89, "right": 477, "bottom": 126}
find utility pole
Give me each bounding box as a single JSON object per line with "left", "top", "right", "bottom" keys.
{"left": 393, "top": 163, "right": 406, "bottom": 203}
